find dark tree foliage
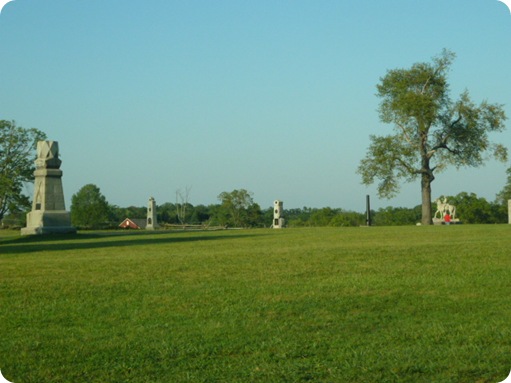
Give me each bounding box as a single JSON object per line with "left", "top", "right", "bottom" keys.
{"left": 187, "top": 204, "right": 210, "bottom": 225}
{"left": 0, "top": 120, "right": 46, "bottom": 222}
{"left": 286, "top": 207, "right": 365, "bottom": 227}
{"left": 372, "top": 206, "right": 422, "bottom": 226}
{"left": 70, "top": 184, "right": 110, "bottom": 229}
{"left": 441, "top": 192, "right": 504, "bottom": 224}
{"left": 496, "top": 167, "right": 511, "bottom": 207}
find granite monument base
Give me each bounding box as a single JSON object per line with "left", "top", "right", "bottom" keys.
{"left": 21, "top": 210, "right": 76, "bottom": 235}
{"left": 432, "top": 217, "right": 460, "bottom": 225}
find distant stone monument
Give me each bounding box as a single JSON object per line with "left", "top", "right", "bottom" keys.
{"left": 146, "top": 197, "right": 158, "bottom": 230}
{"left": 272, "top": 200, "right": 284, "bottom": 229}
{"left": 433, "top": 197, "right": 459, "bottom": 225}
{"left": 365, "top": 195, "right": 372, "bottom": 226}
{"left": 21, "top": 141, "right": 76, "bottom": 235}
{"left": 508, "top": 200, "right": 511, "bottom": 224}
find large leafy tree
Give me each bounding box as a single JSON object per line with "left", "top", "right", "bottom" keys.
{"left": 70, "top": 184, "right": 110, "bottom": 229}
{"left": 0, "top": 120, "right": 46, "bottom": 222}
{"left": 358, "top": 50, "right": 507, "bottom": 224}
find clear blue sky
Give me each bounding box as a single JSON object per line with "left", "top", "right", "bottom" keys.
{"left": 1, "top": 0, "right": 510, "bottom": 211}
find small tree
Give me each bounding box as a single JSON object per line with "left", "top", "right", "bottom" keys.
{"left": 70, "top": 184, "right": 110, "bottom": 229}
{"left": 175, "top": 186, "right": 192, "bottom": 225}
{"left": 217, "top": 189, "right": 255, "bottom": 227}
{"left": 0, "top": 120, "right": 46, "bottom": 222}
{"left": 358, "top": 50, "right": 507, "bottom": 225}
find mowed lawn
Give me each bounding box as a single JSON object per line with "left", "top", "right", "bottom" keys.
{"left": 0, "top": 226, "right": 510, "bottom": 383}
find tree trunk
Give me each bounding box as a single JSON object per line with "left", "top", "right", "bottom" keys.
{"left": 421, "top": 174, "right": 433, "bottom": 225}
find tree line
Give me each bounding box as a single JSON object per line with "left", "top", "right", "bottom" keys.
{"left": 64, "top": 183, "right": 511, "bottom": 230}
{"left": 2, "top": 180, "right": 510, "bottom": 229}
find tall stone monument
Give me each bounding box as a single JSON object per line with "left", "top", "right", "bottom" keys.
{"left": 365, "top": 194, "right": 372, "bottom": 226}
{"left": 21, "top": 141, "right": 76, "bottom": 235}
{"left": 146, "top": 196, "right": 158, "bottom": 230}
{"left": 508, "top": 200, "right": 511, "bottom": 224}
{"left": 273, "top": 200, "right": 284, "bottom": 229}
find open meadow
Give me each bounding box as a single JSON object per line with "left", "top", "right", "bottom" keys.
{"left": 0, "top": 225, "right": 510, "bottom": 383}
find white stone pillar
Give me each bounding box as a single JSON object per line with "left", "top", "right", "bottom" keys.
{"left": 273, "top": 200, "right": 284, "bottom": 229}
{"left": 508, "top": 200, "right": 511, "bottom": 224}
{"left": 146, "top": 197, "right": 158, "bottom": 230}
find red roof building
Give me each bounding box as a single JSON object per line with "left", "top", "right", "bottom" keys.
{"left": 119, "top": 218, "right": 147, "bottom": 229}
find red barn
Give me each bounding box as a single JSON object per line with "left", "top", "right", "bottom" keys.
{"left": 119, "top": 218, "right": 147, "bottom": 229}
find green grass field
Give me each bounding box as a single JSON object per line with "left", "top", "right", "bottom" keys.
{"left": 1, "top": 226, "right": 510, "bottom": 383}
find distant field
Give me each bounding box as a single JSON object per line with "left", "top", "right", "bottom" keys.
{"left": 0, "top": 226, "right": 510, "bottom": 383}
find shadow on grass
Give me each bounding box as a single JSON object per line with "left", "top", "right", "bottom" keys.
{"left": 0, "top": 230, "right": 261, "bottom": 255}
